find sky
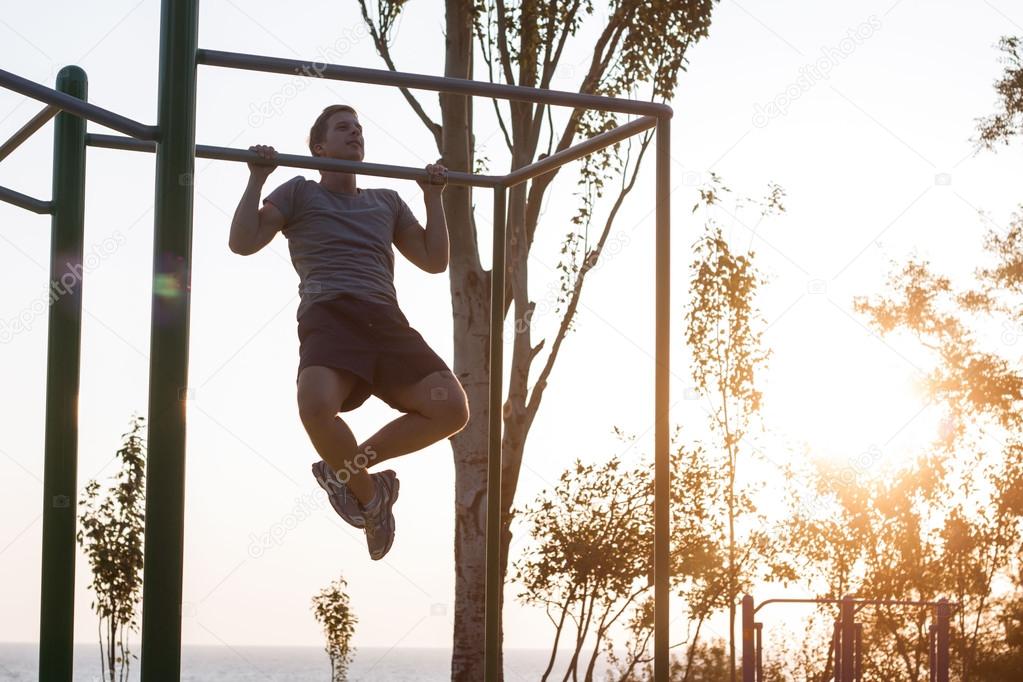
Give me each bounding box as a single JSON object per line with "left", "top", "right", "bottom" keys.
{"left": 1, "top": 0, "right": 1022, "bottom": 661}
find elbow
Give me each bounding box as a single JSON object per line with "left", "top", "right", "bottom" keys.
{"left": 425, "top": 248, "right": 448, "bottom": 274}
{"left": 229, "top": 240, "right": 253, "bottom": 256}
{"left": 228, "top": 229, "right": 246, "bottom": 255}
{"left": 229, "top": 219, "right": 263, "bottom": 256}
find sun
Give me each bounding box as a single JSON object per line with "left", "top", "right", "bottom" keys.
{"left": 768, "top": 331, "right": 940, "bottom": 463}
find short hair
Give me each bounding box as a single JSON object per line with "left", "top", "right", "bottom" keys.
{"left": 308, "top": 104, "right": 358, "bottom": 156}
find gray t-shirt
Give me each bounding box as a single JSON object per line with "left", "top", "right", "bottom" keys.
{"left": 263, "top": 176, "right": 420, "bottom": 321}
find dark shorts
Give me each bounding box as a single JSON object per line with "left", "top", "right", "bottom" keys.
{"left": 296, "top": 293, "right": 451, "bottom": 412}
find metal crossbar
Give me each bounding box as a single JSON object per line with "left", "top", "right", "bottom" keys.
{"left": 504, "top": 116, "right": 657, "bottom": 187}
{"left": 754, "top": 597, "right": 959, "bottom": 615}
{"left": 0, "top": 68, "right": 156, "bottom": 140}
{"left": 84, "top": 114, "right": 654, "bottom": 190}
{"left": 85, "top": 133, "right": 504, "bottom": 188}
{"left": 0, "top": 184, "right": 51, "bottom": 214}
{"left": 0, "top": 105, "right": 58, "bottom": 162}
{"left": 198, "top": 48, "right": 672, "bottom": 117}
{"left": 0, "top": 106, "right": 61, "bottom": 216}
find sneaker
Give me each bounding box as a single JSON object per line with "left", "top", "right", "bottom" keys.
{"left": 361, "top": 470, "right": 400, "bottom": 560}
{"left": 311, "top": 460, "right": 398, "bottom": 530}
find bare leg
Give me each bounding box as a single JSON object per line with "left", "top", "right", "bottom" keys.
{"left": 299, "top": 367, "right": 469, "bottom": 503}
{"left": 304, "top": 415, "right": 377, "bottom": 506}
{"left": 361, "top": 370, "right": 471, "bottom": 466}
{"left": 356, "top": 412, "right": 462, "bottom": 467}
{"left": 297, "top": 366, "right": 377, "bottom": 506}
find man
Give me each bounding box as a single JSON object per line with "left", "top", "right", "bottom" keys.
{"left": 229, "top": 104, "right": 469, "bottom": 560}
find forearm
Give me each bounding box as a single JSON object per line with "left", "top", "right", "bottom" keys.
{"left": 422, "top": 191, "right": 449, "bottom": 271}
{"left": 229, "top": 175, "right": 266, "bottom": 254}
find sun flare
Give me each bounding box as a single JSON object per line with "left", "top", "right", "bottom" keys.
{"left": 771, "top": 336, "right": 940, "bottom": 463}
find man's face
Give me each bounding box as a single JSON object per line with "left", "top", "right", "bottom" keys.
{"left": 316, "top": 110, "right": 364, "bottom": 161}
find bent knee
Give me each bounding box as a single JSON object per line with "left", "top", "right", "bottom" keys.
{"left": 297, "top": 394, "right": 340, "bottom": 427}
{"left": 436, "top": 387, "right": 470, "bottom": 432}
{"left": 417, "top": 375, "right": 468, "bottom": 427}
{"left": 446, "top": 397, "right": 470, "bottom": 432}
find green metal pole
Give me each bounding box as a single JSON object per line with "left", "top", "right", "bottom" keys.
{"left": 140, "top": 1, "right": 198, "bottom": 679}
{"left": 484, "top": 186, "right": 506, "bottom": 682}
{"left": 38, "top": 65, "right": 87, "bottom": 682}
{"left": 653, "top": 114, "right": 671, "bottom": 682}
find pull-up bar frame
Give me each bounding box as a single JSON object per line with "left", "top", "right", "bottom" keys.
{"left": 0, "top": 2, "right": 672, "bottom": 680}
{"left": 741, "top": 594, "right": 955, "bottom": 682}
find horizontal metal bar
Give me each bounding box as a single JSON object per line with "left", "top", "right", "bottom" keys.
{"left": 846, "top": 599, "right": 960, "bottom": 609}
{"left": 0, "top": 105, "right": 58, "bottom": 162}
{"left": 753, "top": 597, "right": 959, "bottom": 615}
{"left": 0, "top": 68, "right": 157, "bottom": 141}
{"left": 504, "top": 115, "right": 657, "bottom": 188}
{"left": 85, "top": 134, "right": 504, "bottom": 188}
{"left": 0, "top": 184, "right": 52, "bottom": 214}
{"left": 197, "top": 48, "right": 673, "bottom": 118}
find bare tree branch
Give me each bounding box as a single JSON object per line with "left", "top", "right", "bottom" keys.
{"left": 502, "top": 8, "right": 632, "bottom": 318}
{"left": 494, "top": 0, "right": 518, "bottom": 86}
{"left": 356, "top": 0, "right": 443, "bottom": 150}
{"left": 528, "top": 0, "right": 582, "bottom": 166}
{"left": 545, "top": 103, "right": 555, "bottom": 157}
{"left": 523, "top": 127, "right": 655, "bottom": 425}
{"left": 473, "top": 3, "right": 514, "bottom": 153}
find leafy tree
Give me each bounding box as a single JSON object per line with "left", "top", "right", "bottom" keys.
{"left": 616, "top": 635, "right": 785, "bottom": 682}
{"left": 974, "top": 36, "right": 1023, "bottom": 150}
{"left": 605, "top": 441, "right": 740, "bottom": 682}
{"left": 512, "top": 433, "right": 722, "bottom": 682}
{"left": 513, "top": 454, "right": 652, "bottom": 682}
{"left": 780, "top": 441, "right": 1023, "bottom": 681}
{"left": 353, "top": 3, "right": 720, "bottom": 675}
{"left": 684, "top": 174, "right": 782, "bottom": 680}
{"left": 615, "top": 637, "right": 730, "bottom": 682}
{"left": 974, "top": 571, "right": 1023, "bottom": 679}
{"left": 781, "top": 36, "right": 1023, "bottom": 675}
{"left": 850, "top": 97, "right": 1023, "bottom": 669}
{"left": 840, "top": 248, "right": 1023, "bottom": 679}
{"left": 311, "top": 575, "right": 358, "bottom": 682}
{"left": 76, "top": 415, "right": 146, "bottom": 682}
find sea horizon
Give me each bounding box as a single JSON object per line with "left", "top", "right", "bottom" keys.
{"left": 0, "top": 642, "right": 619, "bottom": 681}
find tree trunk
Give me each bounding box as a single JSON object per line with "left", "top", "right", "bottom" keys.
{"left": 446, "top": 2, "right": 543, "bottom": 677}
{"left": 442, "top": 2, "right": 501, "bottom": 680}
{"left": 449, "top": 267, "right": 503, "bottom": 680}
